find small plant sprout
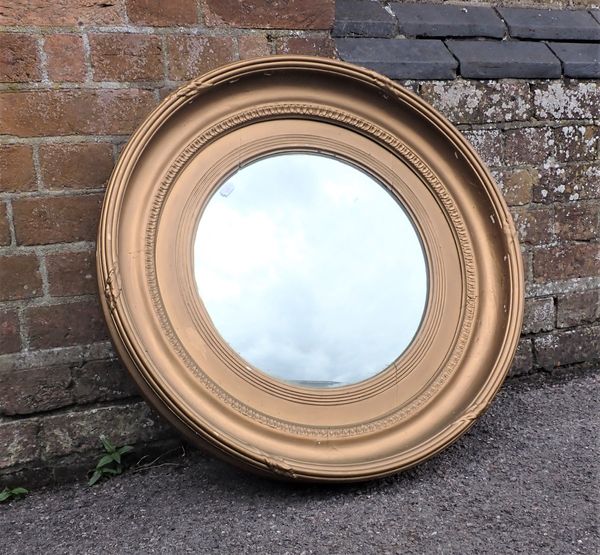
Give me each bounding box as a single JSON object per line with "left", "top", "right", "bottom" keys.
{"left": 88, "top": 435, "right": 134, "bottom": 486}
{"left": 0, "top": 487, "right": 29, "bottom": 503}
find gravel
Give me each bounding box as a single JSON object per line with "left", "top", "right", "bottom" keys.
{"left": 1, "top": 372, "right": 598, "bottom": 554}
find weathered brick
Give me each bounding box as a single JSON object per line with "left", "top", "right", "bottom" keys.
{"left": 0, "top": 202, "right": 10, "bottom": 246}
{"left": 238, "top": 34, "right": 270, "bottom": 59}
{"left": 39, "top": 143, "right": 114, "bottom": 189}
{"left": 420, "top": 80, "right": 532, "bottom": 124}
{"left": 0, "top": 0, "right": 124, "bottom": 26}
{"left": 0, "top": 309, "right": 21, "bottom": 355}
{"left": 552, "top": 126, "right": 598, "bottom": 164}
{"left": 0, "top": 145, "right": 36, "bottom": 192}
{"left": 498, "top": 7, "right": 600, "bottom": 41}
{"left": 0, "top": 89, "right": 157, "bottom": 137}
{"left": 0, "top": 254, "right": 43, "bottom": 301}
{"left": 204, "top": 0, "right": 334, "bottom": 30}
{"left": 556, "top": 289, "right": 600, "bottom": 328}
{"left": 25, "top": 300, "right": 108, "bottom": 350}
{"left": 44, "top": 34, "right": 86, "bottom": 83}
{"left": 495, "top": 167, "right": 537, "bottom": 206}
{"left": 126, "top": 0, "right": 197, "bottom": 26}
{"left": 392, "top": 3, "right": 505, "bottom": 39}
{"left": 46, "top": 250, "right": 97, "bottom": 297}
{"left": 167, "top": 35, "right": 237, "bottom": 81}
{"left": 40, "top": 402, "right": 171, "bottom": 458}
{"left": 504, "top": 127, "right": 553, "bottom": 166}
{"left": 510, "top": 206, "right": 555, "bottom": 246}
{"left": 0, "top": 365, "right": 72, "bottom": 416}
{"left": 90, "top": 33, "right": 163, "bottom": 82}
{"left": 335, "top": 38, "right": 457, "bottom": 79}
{"left": 534, "top": 325, "right": 600, "bottom": 369}
{"left": 446, "top": 40, "right": 561, "bottom": 79}
{"left": 333, "top": 0, "right": 396, "bottom": 38}
{"left": 509, "top": 338, "right": 534, "bottom": 377}
{"left": 533, "top": 81, "right": 599, "bottom": 120}
{"left": 555, "top": 202, "right": 599, "bottom": 241}
{"left": 275, "top": 35, "right": 335, "bottom": 57}
{"left": 72, "top": 359, "right": 138, "bottom": 404}
{"left": 12, "top": 194, "right": 103, "bottom": 246}
{"left": 462, "top": 129, "right": 503, "bottom": 167}
{"left": 522, "top": 296, "right": 555, "bottom": 334}
{"left": 535, "top": 163, "right": 600, "bottom": 204}
{"left": 0, "top": 33, "right": 40, "bottom": 83}
{"left": 0, "top": 420, "right": 39, "bottom": 469}
{"left": 533, "top": 243, "right": 600, "bottom": 281}
{"left": 547, "top": 43, "right": 600, "bottom": 79}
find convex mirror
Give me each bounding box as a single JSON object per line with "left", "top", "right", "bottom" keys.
{"left": 98, "top": 56, "right": 524, "bottom": 482}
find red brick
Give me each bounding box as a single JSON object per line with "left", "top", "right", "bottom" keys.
{"left": 72, "top": 359, "right": 138, "bottom": 404}
{"left": 0, "top": 202, "right": 10, "bottom": 246}
{"left": 504, "top": 127, "right": 552, "bottom": 166}
{"left": 0, "top": 420, "right": 39, "bottom": 469}
{"left": 522, "top": 297, "right": 554, "bottom": 334}
{"left": 555, "top": 202, "right": 599, "bottom": 241}
{"left": 556, "top": 289, "right": 600, "bottom": 328}
{"left": 533, "top": 243, "right": 600, "bottom": 281}
{"left": 0, "top": 309, "right": 21, "bottom": 355}
{"left": 25, "top": 300, "right": 108, "bottom": 350}
{"left": 89, "top": 33, "right": 163, "bottom": 82}
{"left": 0, "top": 0, "right": 124, "bottom": 26}
{"left": 40, "top": 402, "right": 171, "bottom": 458}
{"left": 510, "top": 206, "right": 555, "bottom": 246}
{"left": 0, "top": 254, "right": 43, "bottom": 301}
{"left": 275, "top": 35, "right": 335, "bottom": 57}
{"left": 0, "top": 89, "right": 157, "bottom": 137}
{"left": 44, "top": 34, "right": 86, "bottom": 83}
{"left": 238, "top": 34, "right": 270, "bottom": 59}
{"left": 12, "top": 194, "right": 103, "bottom": 246}
{"left": 204, "top": 0, "right": 334, "bottom": 30}
{"left": 40, "top": 143, "right": 114, "bottom": 189}
{"left": 0, "top": 33, "right": 40, "bottom": 83}
{"left": 0, "top": 145, "right": 36, "bottom": 192}
{"left": 126, "top": 0, "right": 197, "bottom": 25}
{"left": 495, "top": 167, "right": 537, "bottom": 206}
{"left": 534, "top": 325, "right": 600, "bottom": 369}
{"left": 553, "top": 126, "right": 598, "bottom": 164}
{"left": 0, "top": 365, "right": 73, "bottom": 416}
{"left": 167, "top": 35, "right": 237, "bottom": 81}
{"left": 535, "top": 163, "right": 600, "bottom": 204}
{"left": 46, "top": 250, "right": 97, "bottom": 297}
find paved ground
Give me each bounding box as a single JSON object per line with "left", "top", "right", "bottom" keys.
{"left": 1, "top": 371, "right": 598, "bottom": 554}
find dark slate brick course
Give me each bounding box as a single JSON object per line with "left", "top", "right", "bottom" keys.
{"left": 391, "top": 3, "right": 505, "bottom": 38}
{"left": 332, "top": 0, "right": 396, "bottom": 38}
{"left": 548, "top": 42, "right": 600, "bottom": 78}
{"left": 498, "top": 7, "right": 600, "bottom": 41}
{"left": 335, "top": 38, "right": 457, "bottom": 79}
{"left": 446, "top": 40, "right": 561, "bottom": 79}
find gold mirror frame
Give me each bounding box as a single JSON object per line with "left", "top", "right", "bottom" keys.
{"left": 97, "top": 56, "right": 524, "bottom": 482}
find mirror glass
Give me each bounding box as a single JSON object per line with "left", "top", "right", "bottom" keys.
{"left": 193, "top": 153, "right": 428, "bottom": 387}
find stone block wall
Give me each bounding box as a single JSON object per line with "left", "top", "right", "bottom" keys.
{"left": 0, "top": 0, "right": 598, "bottom": 485}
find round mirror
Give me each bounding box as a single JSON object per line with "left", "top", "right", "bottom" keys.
{"left": 194, "top": 153, "right": 428, "bottom": 388}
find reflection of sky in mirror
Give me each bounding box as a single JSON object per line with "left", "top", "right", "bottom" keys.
{"left": 194, "top": 153, "right": 428, "bottom": 387}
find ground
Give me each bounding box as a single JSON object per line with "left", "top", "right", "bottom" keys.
{"left": 0, "top": 371, "right": 598, "bottom": 554}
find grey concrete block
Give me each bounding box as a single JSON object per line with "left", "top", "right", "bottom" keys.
{"left": 548, "top": 42, "right": 600, "bottom": 78}
{"left": 498, "top": 7, "right": 600, "bottom": 41}
{"left": 333, "top": 0, "right": 396, "bottom": 38}
{"left": 391, "top": 3, "right": 505, "bottom": 38}
{"left": 446, "top": 40, "right": 561, "bottom": 79}
{"left": 335, "top": 38, "right": 457, "bottom": 79}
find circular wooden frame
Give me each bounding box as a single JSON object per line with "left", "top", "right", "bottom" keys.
{"left": 97, "top": 56, "right": 524, "bottom": 482}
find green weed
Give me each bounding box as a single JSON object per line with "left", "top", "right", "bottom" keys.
{"left": 88, "top": 435, "right": 134, "bottom": 486}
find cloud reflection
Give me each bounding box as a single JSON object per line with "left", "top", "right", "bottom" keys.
{"left": 194, "top": 154, "right": 428, "bottom": 387}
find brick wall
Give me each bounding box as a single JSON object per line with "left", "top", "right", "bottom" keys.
{"left": 0, "top": 0, "right": 598, "bottom": 485}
